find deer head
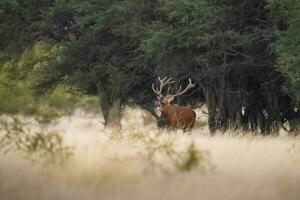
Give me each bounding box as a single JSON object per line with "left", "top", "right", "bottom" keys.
{"left": 152, "top": 76, "right": 195, "bottom": 110}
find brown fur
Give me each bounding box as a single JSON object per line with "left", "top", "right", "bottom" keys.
{"left": 160, "top": 104, "right": 196, "bottom": 131}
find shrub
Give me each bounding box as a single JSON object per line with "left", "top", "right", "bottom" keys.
{"left": 0, "top": 82, "right": 38, "bottom": 115}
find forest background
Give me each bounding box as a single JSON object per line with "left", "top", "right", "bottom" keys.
{"left": 1, "top": 0, "right": 300, "bottom": 134}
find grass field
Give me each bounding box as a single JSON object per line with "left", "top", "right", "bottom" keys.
{"left": 1, "top": 108, "right": 300, "bottom": 200}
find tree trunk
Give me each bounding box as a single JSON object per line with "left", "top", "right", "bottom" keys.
{"left": 206, "top": 89, "right": 217, "bottom": 134}
{"left": 105, "top": 98, "right": 122, "bottom": 129}
{"left": 98, "top": 90, "right": 122, "bottom": 129}
{"left": 140, "top": 104, "right": 165, "bottom": 128}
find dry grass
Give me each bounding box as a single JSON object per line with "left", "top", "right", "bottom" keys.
{"left": 1, "top": 108, "right": 300, "bottom": 200}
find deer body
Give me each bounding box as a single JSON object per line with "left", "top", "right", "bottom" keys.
{"left": 160, "top": 104, "right": 196, "bottom": 131}
{"left": 152, "top": 76, "right": 197, "bottom": 131}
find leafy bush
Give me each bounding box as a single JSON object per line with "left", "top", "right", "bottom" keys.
{"left": 75, "top": 95, "right": 100, "bottom": 115}
{"left": 0, "top": 77, "right": 100, "bottom": 121}
{"left": 0, "top": 82, "right": 38, "bottom": 115}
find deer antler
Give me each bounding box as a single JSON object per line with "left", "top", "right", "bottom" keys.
{"left": 152, "top": 76, "right": 174, "bottom": 97}
{"left": 168, "top": 78, "right": 195, "bottom": 97}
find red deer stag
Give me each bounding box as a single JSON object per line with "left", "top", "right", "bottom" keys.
{"left": 152, "top": 76, "right": 196, "bottom": 131}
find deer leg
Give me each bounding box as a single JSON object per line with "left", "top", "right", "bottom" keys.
{"left": 182, "top": 121, "right": 194, "bottom": 134}
{"left": 182, "top": 128, "right": 192, "bottom": 134}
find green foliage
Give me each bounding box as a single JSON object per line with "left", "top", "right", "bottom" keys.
{"left": 1, "top": 0, "right": 300, "bottom": 131}
{"left": 0, "top": 117, "right": 73, "bottom": 165}
{"left": 0, "top": 0, "right": 53, "bottom": 58}
{"left": 141, "top": 24, "right": 174, "bottom": 60}
{"left": 161, "top": 0, "right": 226, "bottom": 45}
{"left": 141, "top": 0, "right": 227, "bottom": 62}
{"left": 0, "top": 81, "right": 38, "bottom": 115}
{"left": 269, "top": 0, "right": 300, "bottom": 99}
{"left": 0, "top": 75, "right": 94, "bottom": 118}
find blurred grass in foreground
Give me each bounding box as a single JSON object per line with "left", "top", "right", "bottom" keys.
{"left": 0, "top": 115, "right": 211, "bottom": 174}
{"left": 0, "top": 111, "right": 300, "bottom": 200}
{"left": 0, "top": 117, "right": 73, "bottom": 165}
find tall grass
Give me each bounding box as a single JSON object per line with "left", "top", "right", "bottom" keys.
{"left": 0, "top": 108, "right": 300, "bottom": 200}
{"left": 0, "top": 117, "right": 73, "bottom": 165}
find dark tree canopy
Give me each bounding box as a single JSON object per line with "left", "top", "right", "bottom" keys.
{"left": 1, "top": 0, "right": 300, "bottom": 133}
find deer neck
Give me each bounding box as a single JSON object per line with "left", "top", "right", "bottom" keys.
{"left": 160, "top": 104, "right": 176, "bottom": 118}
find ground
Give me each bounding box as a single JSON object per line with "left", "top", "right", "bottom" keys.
{"left": 0, "top": 108, "right": 300, "bottom": 200}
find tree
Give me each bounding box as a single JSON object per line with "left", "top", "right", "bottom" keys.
{"left": 268, "top": 0, "right": 300, "bottom": 100}
{"left": 137, "top": 0, "right": 300, "bottom": 134}
{"left": 1, "top": 0, "right": 300, "bottom": 133}
{"left": 1, "top": 0, "right": 159, "bottom": 128}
